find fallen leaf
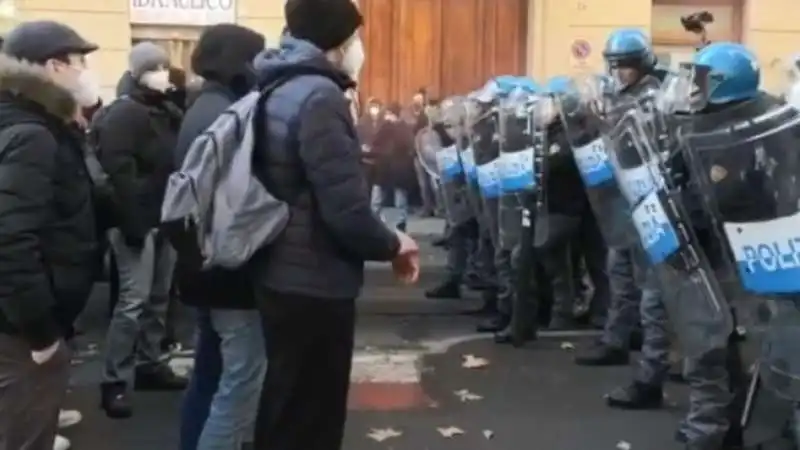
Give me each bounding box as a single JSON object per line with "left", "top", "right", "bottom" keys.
{"left": 461, "top": 354, "right": 489, "bottom": 369}
{"left": 87, "top": 343, "right": 98, "bottom": 351}
{"left": 366, "top": 428, "right": 402, "bottom": 442}
{"left": 483, "top": 430, "right": 494, "bottom": 439}
{"left": 616, "top": 440, "right": 631, "bottom": 450}
{"left": 70, "top": 358, "right": 84, "bottom": 366}
{"left": 560, "top": 341, "right": 575, "bottom": 350}
{"left": 437, "top": 426, "right": 464, "bottom": 438}
{"left": 454, "top": 389, "right": 483, "bottom": 402}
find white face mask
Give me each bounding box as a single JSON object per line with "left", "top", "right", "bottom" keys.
{"left": 73, "top": 69, "right": 101, "bottom": 108}
{"left": 140, "top": 69, "right": 172, "bottom": 93}
{"left": 340, "top": 37, "right": 365, "bottom": 81}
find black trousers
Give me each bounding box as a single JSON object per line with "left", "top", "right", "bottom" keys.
{"left": 253, "top": 289, "right": 356, "bottom": 450}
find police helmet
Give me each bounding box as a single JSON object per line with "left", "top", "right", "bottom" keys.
{"left": 692, "top": 41, "right": 759, "bottom": 104}
{"left": 603, "top": 28, "right": 657, "bottom": 73}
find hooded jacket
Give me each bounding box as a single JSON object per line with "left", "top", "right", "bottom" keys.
{"left": 249, "top": 36, "right": 400, "bottom": 300}
{"left": 0, "top": 54, "right": 98, "bottom": 349}
{"left": 173, "top": 24, "right": 265, "bottom": 310}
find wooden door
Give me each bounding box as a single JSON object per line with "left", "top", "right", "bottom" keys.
{"left": 360, "top": 0, "right": 527, "bottom": 105}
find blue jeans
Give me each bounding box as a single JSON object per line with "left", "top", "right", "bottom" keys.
{"left": 180, "top": 309, "right": 267, "bottom": 450}
{"left": 370, "top": 185, "right": 409, "bottom": 229}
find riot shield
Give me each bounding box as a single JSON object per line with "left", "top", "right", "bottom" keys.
{"left": 462, "top": 99, "right": 483, "bottom": 221}
{"left": 473, "top": 102, "right": 502, "bottom": 246}
{"left": 606, "top": 108, "right": 733, "bottom": 359}
{"left": 680, "top": 101, "right": 800, "bottom": 400}
{"left": 435, "top": 97, "right": 473, "bottom": 226}
{"left": 557, "top": 77, "right": 640, "bottom": 248}
{"left": 497, "top": 89, "right": 538, "bottom": 250}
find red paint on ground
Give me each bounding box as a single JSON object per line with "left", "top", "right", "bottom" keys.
{"left": 347, "top": 382, "right": 433, "bottom": 411}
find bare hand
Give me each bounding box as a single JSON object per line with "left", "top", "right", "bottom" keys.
{"left": 392, "top": 252, "right": 420, "bottom": 284}
{"left": 393, "top": 230, "right": 420, "bottom": 284}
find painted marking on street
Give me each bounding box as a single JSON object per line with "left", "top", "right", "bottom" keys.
{"left": 168, "top": 349, "right": 432, "bottom": 411}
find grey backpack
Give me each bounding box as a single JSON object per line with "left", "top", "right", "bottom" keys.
{"left": 161, "top": 78, "right": 292, "bottom": 270}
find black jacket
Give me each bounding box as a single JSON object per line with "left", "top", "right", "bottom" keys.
{"left": 174, "top": 81, "right": 257, "bottom": 309}
{"left": 0, "top": 54, "right": 98, "bottom": 349}
{"left": 97, "top": 77, "right": 181, "bottom": 242}
{"left": 543, "top": 123, "right": 590, "bottom": 218}
{"left": 249, "top": 36, "right": 400, "bottom": 300}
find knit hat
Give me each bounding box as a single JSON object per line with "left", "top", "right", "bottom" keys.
{"left": 129, "top": 42, "right": 170, "bottom": 80}
{"left": 285, "top": 0, "right": 363, "bottom": 51}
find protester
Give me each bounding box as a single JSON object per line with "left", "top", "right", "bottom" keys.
{"left": 408, "top": 89, "right": 439, "bottom": 217}
{"left": 96, "top": 41, "right": 186, "bottom": 418}
{"left": 249, "top": 0, "right": 420, "bottom": 448}
{"left": 0, "top": 20, "right": 101, "bottom": 450}
{"left": 370, "top": 102, "right": 416, "bottom": 231}
{"left": 174, "top": 24, "right": 268, "bottom": 450}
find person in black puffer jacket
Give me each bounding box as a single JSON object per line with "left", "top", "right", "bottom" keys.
{"left": 0, "top": 20, "right": 101, "bottom": 449}
{"left": 96, "top": 41, "right": 187, "bottom": 418}
{"left": 172, "top": 24, "right": 268, "bottom": 450}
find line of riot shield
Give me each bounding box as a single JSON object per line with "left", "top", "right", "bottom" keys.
{"left": 497, "top": 89, "right": 539, "bottom": 250}
{"left": 434, "top": 96, "right": 473, "bottom": 227}
{"left": 557, "top": 77, "right": 639, "bottom": 248}
{"left": 608, "top": 107, "right": 733, "bottom": 359}
{"left": 679, "top": 100, "right": 800, "bottom": 401}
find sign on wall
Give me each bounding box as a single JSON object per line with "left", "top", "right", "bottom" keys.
{"left": 130, "top": 0, "right": 236, "bottom": 26}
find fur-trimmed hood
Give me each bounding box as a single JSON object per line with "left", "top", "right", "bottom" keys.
{"left": 0, "top": 53, "right": 77, "bottom": 121}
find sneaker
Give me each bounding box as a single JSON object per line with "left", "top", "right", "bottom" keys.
{"left": 53, "top": 435, "right": 71, "bottom": 450}
{"left": 58, "top": 409, "right": 82, "bottom": 429}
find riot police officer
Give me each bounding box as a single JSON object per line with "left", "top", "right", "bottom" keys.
{"left": 669, "top": 42, "right": 786, "bottom": 450}
{"left": 573, "top": 29, "right": 671, "bottom": 411}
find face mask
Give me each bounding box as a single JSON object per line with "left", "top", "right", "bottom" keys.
{"left": 340, "top": 37, "right": 365, "bottom": 80}
{"left": 140, "top": 70, "right": 172, "bottom": 93}
{"left": 72, "top": 69, "right": 101, "bottom": 108}
{"left": 369, "top": 106, "right": 380, "bottom": 116}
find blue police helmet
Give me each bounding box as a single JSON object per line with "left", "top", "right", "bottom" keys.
{"left": 493, "top": 75, "right": 519, "bottom": 94}
{"left": 513, "top": 76, "right": 541, "bottom": 93}
{"left": 692, "top": 42, "right": 760, "bottom": 104}
{"left": 603, "top": 28, "right": 656, "bottom": 71}
{"left": 544, "top": 75, "right": 572, "bottom": 95}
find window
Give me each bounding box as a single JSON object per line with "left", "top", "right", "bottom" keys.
{"left": 651, "top": 0, "right": 742, "bottom": 47}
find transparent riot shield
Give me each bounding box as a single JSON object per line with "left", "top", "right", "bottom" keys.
{"left": 680, "top": 101, "right": 800, "bottom": 401}
{"left": 607, "top": 108, "right": 733, "bottom": 359}
{"left": 462, "top": 99, "right": 483, "bottom": 221}
{"left": 473, "top": 103, "right": 502, "bottom": 246}
{"left": 557, "top": 77, "right": 639, "bottom": 248}
{"left": 435, "top": 97, "right": 473, "bottom": 226}
{"left": 497, "top": 90, "right": 538, "bottom": 250}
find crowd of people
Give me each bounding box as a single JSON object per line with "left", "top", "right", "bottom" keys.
{"left": 0, "top": 0, "right": 798, "bottom": 449}
{"left": 0, "top": 0, "right": 419, "bottom": 449}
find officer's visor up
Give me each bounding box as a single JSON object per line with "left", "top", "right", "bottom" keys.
{"left": 658, "top": 63, "right": 721, "bottom": 113}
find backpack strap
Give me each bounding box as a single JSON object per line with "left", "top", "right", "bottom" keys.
{"left": 251, "top": 69, "right": 345, "bottom": 205}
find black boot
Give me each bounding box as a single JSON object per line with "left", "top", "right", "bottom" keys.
{"left": 431, "top": 235, "right": 448, "bottom": 247}
{"left": 476, "top": 313, "right": 508, "bottom": 333}
{"left": 425, "top": 280, "right": 461, "bottom": 299}
{"left": 100, "top": 382, "right": 132, "bottom": 419}
{"left": 134, "top": 364, "right": 188, "bottom": 391}
{"left": 605, "top": 382, "right": 664, "bottom": 410}
{"left": 574, "top": 342, "right": 629, "bottom": 366}
{"left": 464, "top": 272, "right": 492, "bottom": 291}
{"left": 396, "top": 222, "right": 407, "bottom": 232}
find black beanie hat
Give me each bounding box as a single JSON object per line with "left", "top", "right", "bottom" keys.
{"left": 285, "top": 0, "right": 364, "bottom": 51}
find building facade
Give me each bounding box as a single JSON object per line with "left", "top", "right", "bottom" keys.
{"left": 0, "top": 0, "right": 285, "bottom": 99}
{"left": 0, "top": 0, "right": 796, "bottom": 102}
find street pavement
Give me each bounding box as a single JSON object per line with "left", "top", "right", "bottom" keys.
{"left": 60, "top": 217, "right": 692, "bottom": 450}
